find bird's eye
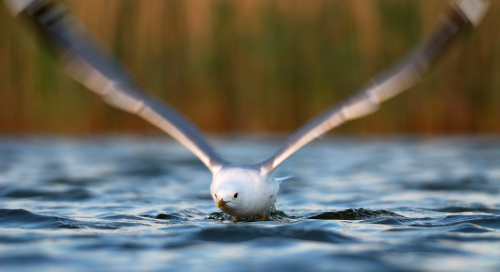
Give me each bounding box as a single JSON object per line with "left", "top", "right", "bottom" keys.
{"left": 234, "top": 193, "right": 238, "bottom": 198}
{"left": 215, "top": 194, "right": 217, "bottom": 198}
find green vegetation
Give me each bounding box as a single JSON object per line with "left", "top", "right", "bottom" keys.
{"left": 0, "top": 0, "right": 498, "bottom": 134}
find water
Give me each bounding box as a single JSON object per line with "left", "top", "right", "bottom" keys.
{"left": 1, "top": 135, "right": 499, "bottom": 271}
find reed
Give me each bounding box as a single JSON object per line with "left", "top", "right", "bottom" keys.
{"left": 0, "top": 0, "right": 498, "bottom": 134}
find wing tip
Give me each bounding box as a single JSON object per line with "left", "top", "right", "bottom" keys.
{"left": 453, "top": 0, "right": 490, "bottom": 27}
{"left": 3, "top": 0, "right": 36, "bottom": 16}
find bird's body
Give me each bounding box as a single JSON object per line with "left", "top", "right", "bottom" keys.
{"left": 211, "top": 165, "right": 279, "bottom": 219}
{"left": 4, "top": 0, "right": 490, "bottom": 220}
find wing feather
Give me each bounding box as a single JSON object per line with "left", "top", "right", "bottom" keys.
{"left": 7, "top": 0, "right": 226, "bottom": 173}
{"left": 259, "top": 0, "right": 490, "bottom": 175}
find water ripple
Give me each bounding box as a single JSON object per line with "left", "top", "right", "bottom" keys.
{"left": 0, "top": 136, "right": 500, "bottom": 271}
{"left": 0, "top": 209, "right": 83, "bottom": 229}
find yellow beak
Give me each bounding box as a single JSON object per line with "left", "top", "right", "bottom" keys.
{"left": 217, "top": 198, "right": 228, "bottom": 208}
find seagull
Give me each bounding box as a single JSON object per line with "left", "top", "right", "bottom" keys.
{"left": 4, "top": 0, "right": 490, "bottom": 220}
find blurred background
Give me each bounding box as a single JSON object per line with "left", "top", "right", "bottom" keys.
{"left": 0, "top": 0, "right": 498, "bottom": 135}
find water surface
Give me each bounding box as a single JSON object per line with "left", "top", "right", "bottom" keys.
{"left": 1, "top": 135, "right": 499, "bottom": 271}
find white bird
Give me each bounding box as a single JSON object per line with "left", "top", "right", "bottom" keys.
{"left": 3, "top": 0, "right": 490, "bottom": 221}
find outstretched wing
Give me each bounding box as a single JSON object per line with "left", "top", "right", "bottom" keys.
{"left": 4, "top": 0, "right": 226, "bottom": 173}
{"left": 259, "top": 0, "right": 490, "bottom": 175}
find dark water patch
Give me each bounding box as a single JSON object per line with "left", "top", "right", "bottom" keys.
{"left": 42, "top": 188, "right": 94, "bottom": 201}
{"left": 193, "top": 225, "right": 354, "bottom": 244}
{"left": 309, "top": 208, "right": 404, "bottom": 220}
{"left": 370, "top": 214, "right": 500, "bottom": 232}
{"left": 142, "top": 213, "right": 183, "bottom": 221}
{"left": 142, "top": 210, "right": 206, "bottom": 222}
{"left": 99, "top": 212, "right": 148, "bottom": 221}
{"left": 407, "top": 215, "right": 500, "bottom": 229}
{"left": 0, "top": 209, "right": 83, "bottom": 229}
{"left": 207, "top": 212, "right": 228, "bottom": 221}
{"left": 155, "top": 213, "right": 180, "bottom": 220}
{"left": 403, "top": 174, "right": 498, "bottom": 193}
{"left": 0, "top": 254, "right": 55, "bottom": 266}
{"left": 381, "top": 243, "right": 468, "bottom": 255}
{"left": 368, "top": 217, "right": 408, "bottom": 226}
{"left": 269, "top": 209, "right": 291, "bottom": 220}
{"left": 426, "top": 204, "right": 500, "bottom": 214}
{"left": 206, "top": 209, "right": 293, "bottom": 222}
{"left": 206, "top": 212, "right": 253, "bottom": 222}
{"left": 83, "top": 218, "right": 151, "bottom": 230}
{"left": 386, "top": 222, "right": 494, "bottom": 234}
{"left": 206, "top": 209, "right": 403, "bottom": 223}
{"left": 0, "top": 187, "right": 52, "bottom": 198}
{"left": 46, "top": 176, "right": 104, "bottom": 186}
{"left": 73, "top": 236, "right": 155, "bottom": 251}
{"left": 427, "top": 232, "right": 500, "bottom": 242}
{"left": 162, "top": 239, "right": 206, "bottom": 250}
{"left": 0, "top": 209, "right": 140, "bottom": 230}
{"left": 0, "top": 233, "right": 44, "bottom": 244}
{"left": 440, "top": 223, "right": 492, "bottom": 233}
{"left": 460, "top": 217, "right": 500, "bottom": 230}
{"left": 0, "top": 187, "right": 93, "bottom": 201}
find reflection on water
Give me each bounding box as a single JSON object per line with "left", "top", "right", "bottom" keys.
{"left": 0, "top": 135, "right": 500, "bottom": 271}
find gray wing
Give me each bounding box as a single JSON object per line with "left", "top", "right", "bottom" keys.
{"left": 4, "top": 0, "right": 227, "bottom": 173}
{"left": 259, "top": 0, "right": 490, "bottom": 175}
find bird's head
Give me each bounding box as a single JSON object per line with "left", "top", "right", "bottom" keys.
{"left": 210, "top": 166, "right": 263, "bottom": 217}
{"left": 213, "top": 183, "right": 243, "bottom": 215}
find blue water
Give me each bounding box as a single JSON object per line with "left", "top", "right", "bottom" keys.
{"left": 1, "top": 135, "right": 500, "bottom": 271}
